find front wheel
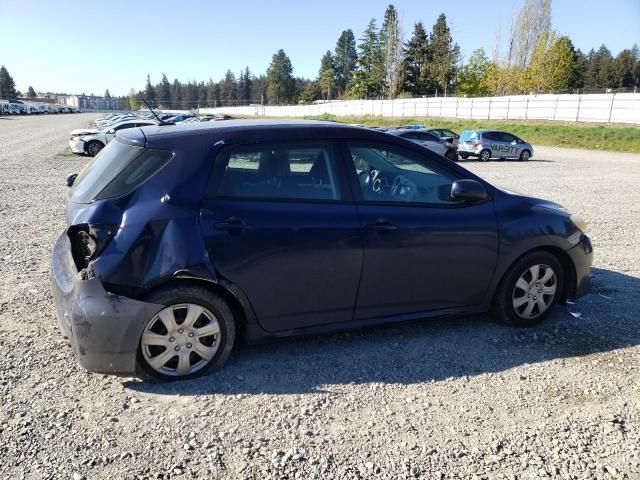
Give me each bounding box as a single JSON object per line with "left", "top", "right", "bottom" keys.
{"left": 459, "top": 153, "right": 469, "bottom": 159}
{"left": 445, "top": 149, "right": 458, "bottom": 161}
{"left": 519, "top": 149, "right": 531, "bottom": 161}
{"left": 136, "top": 285, "right": 236, "bottom": 381}
{"left": 479, "top": 149, "right": 491, "bottom": 162}
{"left": 491, "top": 251, "right": 564, "bottom": 327}
{"left": 84, "top": 140, "right": 104, "bottom": 157}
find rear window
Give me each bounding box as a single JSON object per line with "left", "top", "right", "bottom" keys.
{"left": 459, "top": 130, "right": 479, "bottom": 142}
{"left": 68, "top": 140, "right": 171, "bottom": 203}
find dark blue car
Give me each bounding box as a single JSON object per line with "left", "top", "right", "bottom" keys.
{"left": 51, "top": 120, "right": 593, "bottom": 381}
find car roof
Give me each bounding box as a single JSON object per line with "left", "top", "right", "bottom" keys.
{"left": 117, "top": 119, "right": 419, "bottom": 150}
{"left": 387, "top": 128, "right": 437, "bottom": 135}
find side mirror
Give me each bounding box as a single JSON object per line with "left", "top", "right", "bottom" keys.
{"left": 107, "top": 128, "right": 115, "bottom": 134}
{"left": 451, "top": 179, "right": 489, "bottom": 202}
{"left": 66, "top": 173, "right": 77, "bottom": 187}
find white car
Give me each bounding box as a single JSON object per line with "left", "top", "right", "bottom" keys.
{"left": 69, "top": 119, "right": 157, "bottom": 156}
{"left": 387, "top": 128, "right": 458, "bottom": 161}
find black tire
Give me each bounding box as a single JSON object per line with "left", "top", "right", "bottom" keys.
{"left": 136, "top": 285, "right": 236, "bottom": 381}
{"left": 479, "top": 149, "right": 491, "bottom": 162}
{"left": 445, "top": 149, "right": 458, "bottom": 161}
{"left": 491, "top": 250, "right": 564, "bottom": 327}
{"left": 459, "top": 153, "right": 469, "bottom": 159}
{"left": 84, "top": 140, "right": 104, "bottom": 157}
{"left": 519, "top": 149, "right": 531, "bottom": 161}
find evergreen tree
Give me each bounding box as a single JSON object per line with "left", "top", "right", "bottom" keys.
{"left": 251, "top": 75, "right": 268, "bottom": 103}
{"left": 144, "top": 74, "right": 156, "bottom": 105}
{"left": 171, "top": 79, "right": 182, "bottom": 108}
{"left": 567, "top": 41, "right": 587, "bottom": 91}
{"left": 266, "top": 49, "right": 295, "bottom": 104}
{"left": 380, "top": 4, "right": 403, "bottom": 98}
{"left": 585, "top": 45, "right": 614, "bottom": 89}
{"left": 104, "top": 88, "right": 111, "bottom": 99}
{"left": 334, "top": 29, "right": 358, "bottom": 96}
{"left": 318, "top": 51, "right": 336, "bottom": 100}
{"left": 612, "top": 47, "right": 639, "bottom": 88}
{"left": 220, "top": 70, "right": 237, "bottom": 103}
{"left": 157, "top": 73, "right": 171, "bottom": 107}
{"left": 241, "top": 66, "right": 253, "bottom": 103}
{"left": 428, "top": 14, "right": 460, "bottom": 95}
{"left": 206, "top": 79, "right": 216, "bottom": 107}
{"left": 0, "top": 65, "right": 17, "bottom": 99}
{"left": 300, "top": 81, "right": 321, "bottom": 103}
{"left": 352, "top": 19, "right": 386, "bottom": 98}
{"left": 27, "top": 86, "right": 37, "bottom": 98}
{"left": 402, "top": 22, "right": 430, "bottom": 95}
{"left": 197, "top": 81, "right": 207, "bottom": 106}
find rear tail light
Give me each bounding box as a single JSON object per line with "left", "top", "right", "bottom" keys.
{"left": 473, "top": 141, "right": 481, "bottom": 148}
{"left": 68, "top": 224, "right": 117, "bottom": 273}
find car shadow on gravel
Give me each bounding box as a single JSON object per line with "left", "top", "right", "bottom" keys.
{"left": 124, "top": 268, "right": 639, "bottom": 396}
{"left": 458, "top": 158, "right": 554, "bottom": 163}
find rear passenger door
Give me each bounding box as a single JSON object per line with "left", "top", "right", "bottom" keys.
{"left": 200, "top": 141, "right": 363, "bottom": 332}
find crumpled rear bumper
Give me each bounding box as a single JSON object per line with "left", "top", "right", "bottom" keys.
{"left": 50, "top": 232, "right": 164, "bottom": 374}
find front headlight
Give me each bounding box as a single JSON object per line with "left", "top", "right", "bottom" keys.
{"left": 570, "top": 214, "right": 587, "bottom": 233}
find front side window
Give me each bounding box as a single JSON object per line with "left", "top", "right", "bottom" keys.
{"left": 347, "top": 143, "right": 461, "bottom": 205}
{"left": 214, "top": 143, "right": 340, "bottom": 201}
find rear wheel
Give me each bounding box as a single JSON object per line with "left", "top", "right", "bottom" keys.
{"left": 136, "top": 285, "right": 235, "bottom": 381}
{"left": 491, "top": 250, "right": 564, "bottom": 327}
{"left": 519, "top": 149, "right": 531, "bottom": 161}
{"left": 85, "top": 140, "right": 104, "bottom": 157}
{"left": 445, "top": 149, "right": 458, "bottom": 161}
{"left": 459, "top": 153, "right": 469, "bottom": 159}
{"left": 479, "top": 149, "right": 491, "bottom": 162}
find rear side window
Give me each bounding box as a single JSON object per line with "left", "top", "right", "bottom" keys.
{"left": 460, "top": 130, "right": 478, "bottom": 142}
{"left": 68, "top": 140, "right": 171, "bottom": 203}
{"left": 415, "top": 132, "right": 439, "bottom": 142}
{"left": 97, "top": 149, "right": 172, "bottom": 200}
{"left": 211, "top": 142, "right": 340, "bottom": 201}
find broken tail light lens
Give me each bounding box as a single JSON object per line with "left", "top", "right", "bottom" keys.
{"left": 68, "top": 224, "right": 117, "bottom": 272}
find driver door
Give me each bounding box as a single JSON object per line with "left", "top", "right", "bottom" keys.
{"left": 343, "top": 141, "right": 499, "bottom": 320}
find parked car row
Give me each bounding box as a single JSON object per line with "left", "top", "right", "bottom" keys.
{"left": 352, "top": 124, "right": 534, "bottom": 162}
{"left": 0, "top": 100, "right": 78, "bottom": 115}
{"left": 69, "top": 111, "right": 235, "bottom": 156}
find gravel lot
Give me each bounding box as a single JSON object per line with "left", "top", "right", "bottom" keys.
{"left": 0, "top": 113, "right": 639, "bottom": 480}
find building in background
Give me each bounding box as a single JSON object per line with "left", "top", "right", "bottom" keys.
{"left": 57, "top": 94, "right": 118, "bottom": 110}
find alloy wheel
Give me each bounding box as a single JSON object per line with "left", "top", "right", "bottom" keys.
{"left": 511, "top": 264, "right": 557, "bottom": 320}
{"left": 141, "top": 303, "right": 221, "bottom": 377}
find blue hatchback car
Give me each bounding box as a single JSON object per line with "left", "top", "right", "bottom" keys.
{"left": 51, "top": 120, "right": 593, "bottom": 381}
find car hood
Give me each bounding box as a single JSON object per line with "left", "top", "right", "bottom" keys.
{"left": 501, "top": 187, "right": 565, "bottom": 211}
{"left": 71, "top": 128, "right": 100, "bottom": 136}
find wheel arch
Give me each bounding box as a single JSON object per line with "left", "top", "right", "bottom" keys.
{"left": 492, "top": 245, "right": 576, "bottom": 304}
{"left": 144, "top": 277, "right": 251, "bottom": 335}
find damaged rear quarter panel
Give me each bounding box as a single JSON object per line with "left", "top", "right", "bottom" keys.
{"left": 69, "top": 140, "right": 222, "bottom": 295}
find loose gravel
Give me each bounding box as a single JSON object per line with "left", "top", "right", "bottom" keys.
{"left": 0, "top": 114, "right": 639, "bottom": 479}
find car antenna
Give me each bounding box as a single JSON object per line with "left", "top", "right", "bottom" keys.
{"left": 141, "top": 98, "right": 174, "bottom": 125}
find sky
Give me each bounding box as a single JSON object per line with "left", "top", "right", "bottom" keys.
{"left": 1, "top": 0, "right": 639, "bottom": 97}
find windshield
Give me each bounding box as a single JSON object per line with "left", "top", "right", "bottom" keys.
{"left": 68, "top": 140, "right": 143, "bottom": 203}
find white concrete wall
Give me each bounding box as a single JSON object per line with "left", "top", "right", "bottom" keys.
{"left": 198, "top": 93, "right": 640, "bottom": 124}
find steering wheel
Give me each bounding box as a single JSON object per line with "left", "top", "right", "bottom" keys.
{"left": 390, "top": 174, "right": 415, "bottom": 199}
